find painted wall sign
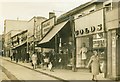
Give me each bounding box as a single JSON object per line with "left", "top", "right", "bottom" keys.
{"left": 75, "top": 9, "right": 104, "bottom": 37}
{"left": 42, "top": 17, "right": 55, "bottom": 37}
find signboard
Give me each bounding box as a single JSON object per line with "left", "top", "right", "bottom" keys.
{"left": 42, "top": 17, "right": 55, "bottom": 37}
{"left": 93, "top": 38, "right": 106, "bottom": 48}
{"left": 75, "top": 9, "right": 104, "bottom": 37}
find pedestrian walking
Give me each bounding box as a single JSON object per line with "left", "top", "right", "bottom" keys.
{"left": 15, "top": 51, "right": 18, "bottom": 63}
{"left": 32, "top": 53, "right": 37, "bottom": 69}
{"left": 13, "top": 51, "right": 16, "bottom": 61}
{"left": 86, "top": 50, "right": 100, "bottom": 81}
{"left": 40, "top": 52, "right": 45, "bottom": 68}
{"left": 43, "top": 56, "right": 49, "bottom": 70}
{"left": 21, "top": 52, "right": 25, "bottom": 63}
{"left": 10, "top": 51, "right": 13, "bottom": 61}
{"left": 26, "top": 52, "right": 30, "bottom": 63}
{"left": 49, "top": 50, "right": 55, "bottom": 72}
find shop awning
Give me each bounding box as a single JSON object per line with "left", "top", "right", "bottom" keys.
{"left": 38, "top": 20, "right": 68, "bottom": 45}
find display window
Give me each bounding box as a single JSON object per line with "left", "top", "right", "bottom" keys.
{"left": 76, "top": 33, "right": 107, "bottom": 68}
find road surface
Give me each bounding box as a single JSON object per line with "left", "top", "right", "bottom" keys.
{"left": 0, "top": 57, "right": 63, "bottom": 81}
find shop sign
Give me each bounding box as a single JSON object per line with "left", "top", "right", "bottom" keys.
{"left": 75, "top": 24, "right": 103, "bottom": 36}
{"left": 42, "top": 17, "right": 55, "bottom": 36}
{"left": 75, "top": 9, "right": 104, "bottom": 37}
{"left": 93, "top": 38, "right": 106, "bottom": 48}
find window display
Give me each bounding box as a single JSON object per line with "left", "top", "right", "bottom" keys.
{"left": 76, "top": 33, "right": 107, "bottom": 68}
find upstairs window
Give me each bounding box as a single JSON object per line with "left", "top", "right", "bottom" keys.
{"left": 104, "top": 3, "right": 112, "bottom": 11}
{"left": 78, "top": 14, "right": 83, "bottom": 18}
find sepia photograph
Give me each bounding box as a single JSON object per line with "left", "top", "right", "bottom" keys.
{"left": 0, "top": 0, "right": 120, "bottom": 82}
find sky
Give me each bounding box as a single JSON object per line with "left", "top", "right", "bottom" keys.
{"left": 0, "top": 0, "right": 91, "bottom": 35}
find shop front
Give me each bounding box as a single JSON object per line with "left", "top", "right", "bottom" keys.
{"left": 38, "top": 19, "right": 74, "bottom": 69}
{"left": 74, "top": 8, "right": 107, "bottom": 70}
{"left": 11, "top": 30, "right": 28, "bottom": 62}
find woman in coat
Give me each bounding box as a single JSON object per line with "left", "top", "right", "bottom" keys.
{"left": 87, "top": 50, "right": 100, "bottom": 81}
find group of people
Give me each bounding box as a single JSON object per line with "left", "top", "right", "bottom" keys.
{"left": 10, "top": 50, "right": 63, "bottom": 72}
{"left": 31, "top": 50, "right": 63, "bottom": 72}
{"left": 10, "top": 50, "right": 18, "bottom": 62}
{"left": 10, "top": 50, "right": 30, "bottom": 63}
{"left": 9, "top": 42, "right": 107, "bottom": 81}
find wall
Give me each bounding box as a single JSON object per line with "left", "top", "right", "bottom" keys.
{"left": 0, "top": 35, "right": 2, "bottom": 55}
{"left": 27, "top": 17, "right": 47, "bottom": 40}
{"left": 104, "top": 0, "right": 120, "bottom": 80}
{"left": 74, "top": 4, "right": 96, "bottom": 19}
{"left": 35, "top": 17, "right": 47, "bottom": 41}
{"left": 27, "top": 18, "right": 34, "bottom": 37}
{"left": 105, "top": 1, "right": 119, "bottom": 30}
{"left": 4, "top": 20, "right": 28, "bottom": 34}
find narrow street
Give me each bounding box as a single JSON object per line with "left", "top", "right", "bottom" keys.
{"left": 0, "top": 57, "right": 63, "bottom": 81}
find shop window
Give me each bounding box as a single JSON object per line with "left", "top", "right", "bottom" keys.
{"left": 78, "top": 13, "right": 85, "bottom": 18}
{"left": 93, "top": 33, "right": 106, "bottom": 48}
{"left": 76, "top": 33, "right": 107, "bottom": 68}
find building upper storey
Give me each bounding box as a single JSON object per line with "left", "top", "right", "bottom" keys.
{"left": 57, "top": 0, "right": 120, "bottom": 26}
{"left": 11, "top": 30, "right": 28, "bottom": 48}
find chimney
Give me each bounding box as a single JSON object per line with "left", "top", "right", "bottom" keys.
{"left": 49, "top": 12, "right": 55, "bottom": 18}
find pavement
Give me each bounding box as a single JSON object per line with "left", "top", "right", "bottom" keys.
{"left": 1, "top": 56, "right": 111, "bottom": 81}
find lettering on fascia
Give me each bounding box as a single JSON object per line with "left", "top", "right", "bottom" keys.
{"left": 75, "top": 24, "right": 102, "bottom": 36}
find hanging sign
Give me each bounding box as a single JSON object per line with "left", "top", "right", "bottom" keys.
{"left": 41, "top": 17, "right": 55, "bottom": 37}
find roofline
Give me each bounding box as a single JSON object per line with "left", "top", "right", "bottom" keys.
{"left": 57, "top": 1, "right": 92, "bottom": 20}
{"left": 5, "top": 30, "right": 22, "bottom": 35}
{"left": 4, "top": 19, "right": 28, "bottom": 22}
{"left": 57, "top": 0, "right": 105, "bottom": 20}
{"left": 28, "top": 16, "right": 47, "bottom": 22}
